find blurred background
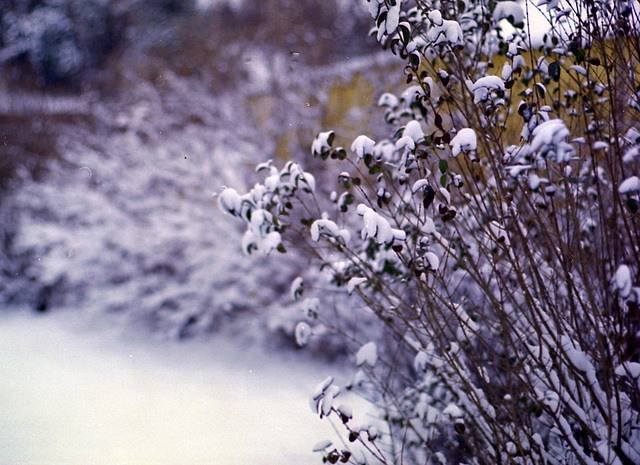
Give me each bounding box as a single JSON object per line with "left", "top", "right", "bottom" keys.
{"left": 0, "top": 2, "right": 404, "bottom": 463}
{"left": 0, "top": 0, "right": 405, "bottom": 350}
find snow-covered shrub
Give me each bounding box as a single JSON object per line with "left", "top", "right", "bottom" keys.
{"left": 221, "top": 1, "right": 640, "bottom": 464}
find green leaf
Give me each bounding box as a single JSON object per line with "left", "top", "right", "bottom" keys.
{"left": 626, "top": 198, "right": 639, "bottom": 215}
{"left": 344, "top": 193, "right": 354, "bottom": 206}
{"left": 409, "top": 52, "right": 420, "bottom": 70}
{"left": 549, "top": 61, "right": 560, "bottom": 82}
{"left": 327, "top": 131, "right": 335, "bottom": 146}
{"left": 440, "top": 174, "right": 447, "bottom": 188}
{"left": 364, "top": 153, "right": 373, "bottom": 167}
{"left": 439, "top": 159, "right": 448, "bottom": 173}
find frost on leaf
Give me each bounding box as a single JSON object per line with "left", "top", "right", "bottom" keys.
{"left": 619, "top": 176, "right": 640, "bottom": 194}
{"left": 356, "top": 342, "right": 378, "bottom": 367}
{"left": 450, "top": 128, "right": 477, "bottom": 157}
{"left": 295, "top": 322, "right": 312, "bottom": 347}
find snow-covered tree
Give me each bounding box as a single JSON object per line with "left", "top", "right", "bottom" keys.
{"left": 220, "top": 1, "right": 640, "bottom": 464}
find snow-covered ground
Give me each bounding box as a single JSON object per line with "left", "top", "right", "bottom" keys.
{"left": 0, "top": 309, "right": 342, "bottom": 465}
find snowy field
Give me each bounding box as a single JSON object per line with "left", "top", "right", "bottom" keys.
{"left": 0, "top": 310, "right": 342, "bottom": 465}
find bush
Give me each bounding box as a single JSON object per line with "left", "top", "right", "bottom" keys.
{"left": 227, "top": 1, "right": 640, "bottom": 464}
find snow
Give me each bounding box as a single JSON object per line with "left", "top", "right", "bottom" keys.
{"left": 403, "top": 120, "right": 425, "bottom": 142}
{"left": 493, "top": 2, "right": 525, "bottom": 25}
{"left": 218, "top": 187, "right": 242, "bottom": 215}
{"left": 356, "top": 204, "right": 406, "bottom": 244}
{"left": 427, "top": 19, "right": 464, "bottom": 45}
{"left": 443, "top": 403, "right": 462, "bottom": 418}
{"left": 502, "top": 62, "right": 513, "bottom": 80}
{"left": 619, "top": 176, "right": 640, "bottom": 194}
{"left": 613, "top": 264, "right": 633, "bottom": 298}
{"left": 336, "top": 403, "right": 353, "bottom": 420}
{"left": 615, "top": 362, "right": 640, "bottom": 379}
{"left": 470, "top": 76, "right": 505, "bottom": 104}
{"left": 351, "top": 135, "right": 376, "bottom": 162}
{"left": 356, "top": 342, "right": 378, "bottom": 367}
{"left": 291, "top": 277, "right": 304, "bottom": 300}
{"left": 295, "top": 322, "right": 312, "bottom": 347}
{"left": 386, "top": 3, "right": 401, "bottom": 35}
{"left": 529, "top": 118, "right": 574, "bottom": 162}
{"left": 412, "top": 179, "right": 430, "bottom": 193}
{"left": 0, "top": 311, "right": 338, "bottom": 465}
{"left": 312, "top": 131, "right": 334, "bottom": 156}
{"left": 313, "top": 376, "right": 335, "bottom": 400}
{"left": 378, "top": 92, "right": 398, "bottom": 107}
{"left": 570, "top": 65, "right": 588, "bottom": 77}
{"left": 347, "top": 277, "right": 368, "bottom": 295}
{"left": 592, "top": 141, "right": 609, "bottom": 151}
{"left": 425, "top": 251, "right": 440, "bottom": 271}
{"left": 450, "top": 128, "right": 477, "bottom": 156}
{"left": 310, "top": 218, "right": 351, "bottom": 244}
{"left": 312, "top": 439, "right": 333, "bottom": 452}
{"left": 428, "top": 10, "right": 443, "bottom": 26}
